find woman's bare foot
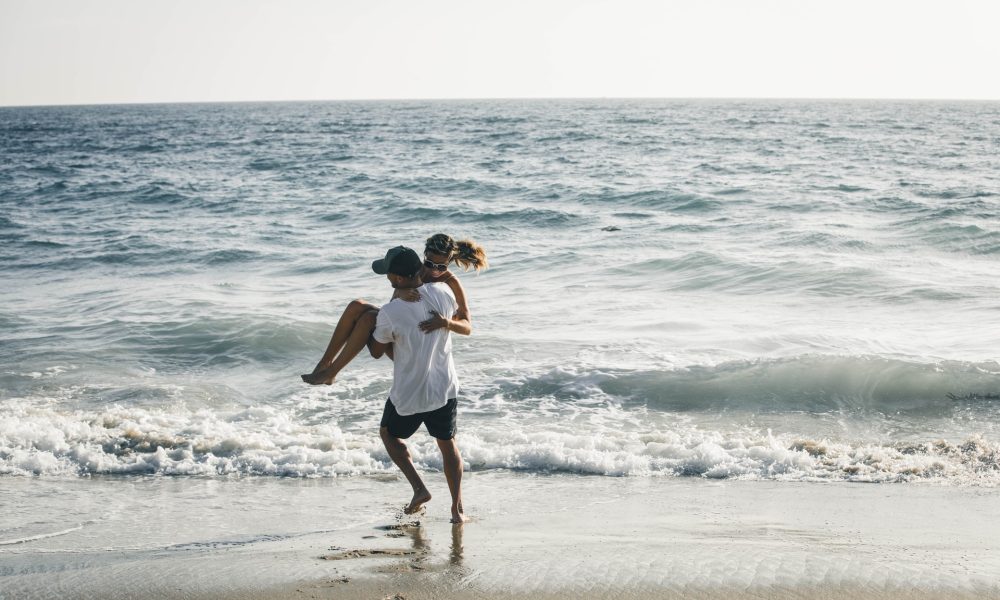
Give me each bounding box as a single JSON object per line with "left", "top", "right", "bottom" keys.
{"left": 300, "top": 367, "right": 336, "bottom": 385}
{"left": 405, "top": 488, "right": 432, "bottom": 514}
{"left": 450, "top": 505, "right": 466, "bottom": 524}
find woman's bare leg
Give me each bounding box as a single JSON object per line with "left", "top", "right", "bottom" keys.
{"left": 302, "top": 300, "right": 377, "bottom": 382}
{"left": 302, "top": 309, "right": 378, "bottom": 385}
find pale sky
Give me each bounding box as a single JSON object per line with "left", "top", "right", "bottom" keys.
{"left": 1, "top": 0, "right": 999, "bottom": 106}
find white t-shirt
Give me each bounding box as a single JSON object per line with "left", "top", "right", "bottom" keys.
{"left": 373, "top": 282, "right": 460, "bottom": 416}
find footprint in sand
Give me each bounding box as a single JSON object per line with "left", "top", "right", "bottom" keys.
{"left": 320, "top": 548, "right": 418, "bottom": 560}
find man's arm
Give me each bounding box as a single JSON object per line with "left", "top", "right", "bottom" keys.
{"left": 369, "top": 309, "right": 395, "bottom": 359}
{"left": 367, "top": 337, "right": 392, "bottom": 359}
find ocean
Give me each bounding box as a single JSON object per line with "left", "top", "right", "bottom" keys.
{"left": 2, "top": 98, "right": 999, "bottom": 489}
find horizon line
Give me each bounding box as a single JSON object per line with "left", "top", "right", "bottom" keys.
{"left": 3, "top": 95, "right": 1000, "bottom": 109}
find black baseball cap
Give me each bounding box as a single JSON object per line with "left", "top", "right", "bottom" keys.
{"left": 372, "top": 246, "right": 422, "bottom": 277}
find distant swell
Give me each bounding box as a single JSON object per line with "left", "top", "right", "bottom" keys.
{"left": 500, "top": 356, "right": 1000, "bottom": 414}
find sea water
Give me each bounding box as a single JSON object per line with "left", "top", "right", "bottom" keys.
{"left": 1, "top": 99, "right": 999, "bottom": 488}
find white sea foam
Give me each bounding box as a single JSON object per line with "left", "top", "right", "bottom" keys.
{"left": 0, "top": 399, "right": 383, "bottom": 477}
{"left": 2, "top": 397, "right": 998, "bottom": 484}
{"left": 0, "top": 523, "right": 90, "bottom": 546}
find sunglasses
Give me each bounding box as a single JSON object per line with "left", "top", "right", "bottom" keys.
{"left": 423, "top": 259, "right": 449, "bottom": 272}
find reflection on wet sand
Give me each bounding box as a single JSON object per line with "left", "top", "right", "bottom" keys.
{"left": 450, "top": 524, "right": 464, "bottom": 567}
{"left": 323, "top": 518, "right": 465, "bottom": 577}
{"left": 394, "top": 520, "right": 465, "bottom": 573}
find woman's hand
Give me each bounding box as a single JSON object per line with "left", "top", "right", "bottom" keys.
{"left": 394, "top": 288, "right": 421, "bottom": 303}
{"left": 419, "top": 310, "right": 450, "bottom": 333}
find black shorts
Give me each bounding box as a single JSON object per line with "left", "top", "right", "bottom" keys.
{"left": 380, "top": 398, "right": 457, "bottom": 440}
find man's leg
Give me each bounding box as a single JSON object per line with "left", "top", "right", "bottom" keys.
{"left": 380, "top": 426, "right": 432, "bottom": 514}
{"left": 436, "top": 437, "right": 465, "bottom": 523}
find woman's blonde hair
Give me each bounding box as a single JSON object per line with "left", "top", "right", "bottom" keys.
{"left": 425, "top": 233, "right": 489, "bottom": 273}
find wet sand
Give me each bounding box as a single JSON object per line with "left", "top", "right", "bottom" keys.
{"left": 2, "top": 472, "right": 999, "bottom": 599}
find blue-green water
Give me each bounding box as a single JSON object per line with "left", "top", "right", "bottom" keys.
{"left": 1, "top": 99, "right": 999, "bottom": 482}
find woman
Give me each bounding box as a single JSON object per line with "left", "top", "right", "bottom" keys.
{"left": 301, "top": 233, "right": 488, "bottom": 385}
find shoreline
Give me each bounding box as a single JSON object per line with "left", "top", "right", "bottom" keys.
{"left": 3, "top": 473, "right": 999, "bottom": 599}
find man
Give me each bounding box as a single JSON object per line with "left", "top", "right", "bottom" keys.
{"left": 367, "top": 245, "right": 466, "bottom": 524}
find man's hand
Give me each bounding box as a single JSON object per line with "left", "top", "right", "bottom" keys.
{"left": 419, "top": 310, "right": 450, "bottom": 333}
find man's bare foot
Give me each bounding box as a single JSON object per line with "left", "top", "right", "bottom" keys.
{"left": 450, "top": 506, "right": 466, "bottom": 524}
{"left": 404, "top": 488, "right": 431, "bottom": 514}
{"left": 301, "top": 367, "right": 335, "bottom": 385}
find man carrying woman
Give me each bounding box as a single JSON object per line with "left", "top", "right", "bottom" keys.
{"left": 301, "top": 235, "right": 488, "bottom": 523}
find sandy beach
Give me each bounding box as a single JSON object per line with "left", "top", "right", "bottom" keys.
{"left": 3, "top": 472, "right": 998, "bottom": 599}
